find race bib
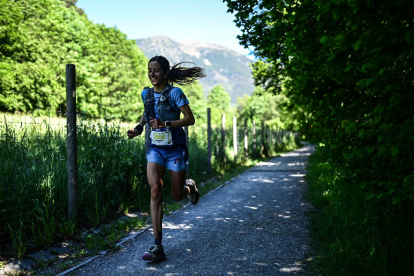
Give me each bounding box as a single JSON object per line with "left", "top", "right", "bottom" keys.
{"left": 150, "top": 130, "right": 173, "bottom": 146}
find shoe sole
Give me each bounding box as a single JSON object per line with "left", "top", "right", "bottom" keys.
{"left": 142, "top": 252, "right": 167, "bottom": 261}
{"left": 186, "top": 179, "right": 199, "bottom": 205}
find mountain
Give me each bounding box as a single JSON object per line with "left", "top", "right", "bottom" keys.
{"left": 135, "top": 36, "right": 255, "bottom": 104}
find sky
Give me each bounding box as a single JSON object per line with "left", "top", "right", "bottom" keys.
{"left": 76, "top": 0, "right": 254, "bottom": 57}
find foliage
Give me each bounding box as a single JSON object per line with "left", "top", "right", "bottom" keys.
{"left": 0, "top": 0, "right": 149, "bottom": 121}
{"left": 60, "top": 0, "right": 84, "bottom": 15}
{"left": 8, "top": 221, "right": 27, "bottom": 258}
{"left": 0, "top": 116, "right": 147, "bottom": 257}
{"left": 0, "top": 112, "right": 297, "bottom": 258}
{"left": 224, "top": 0, "right": 414, "bottom": 273}
{"left": 207, "top": 84, "right": 233, "bottom": 125}
{"left": 207, "top": 85, "right": 231, "bottom": 111}
{"left": 176, "top": 82, "right": 207, "bottom": 124}
{"left": 236, "top": 86, "right": 302, "bottom": 131}
{"left": 250, "top": 60, "right": 283, "bottom": 94}
{"left": 306, "top": 147, "right": 414, "bottom": 275}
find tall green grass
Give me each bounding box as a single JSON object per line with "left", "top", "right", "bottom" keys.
{"left": 306, "top": 146, "right": 414, "bottom": 276}
{"left": 0, "top": 114, "right": 299, "bottom": 258}
{"left": 0, "top": 116, "right": 148, "bottom": 257}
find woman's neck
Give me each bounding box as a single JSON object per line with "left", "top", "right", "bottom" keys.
{"left": 153, "top": 82, "right": 168, "bottom": 92}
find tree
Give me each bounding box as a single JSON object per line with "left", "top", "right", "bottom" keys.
{"left": 207, "top": 85, "right": 232, "bottom": 125}
{"left": 236, "top": 86, "right": 301, "bottom": 130}
{"left": 0, "top": 0, "right": 149, "bottom": 121}
{"left": 207, "top": 85, "right": 231, "bottom": 111}
{"left": 61, "top": 0, "right": 84, "bottom": 15}
{"left": 223, "top": 0, "right": 414, "bottom": 203}
{"left": 177, "top": 82, "right": 207, "bottom": 123}
{"left": 224, "top": 0, "right": 414, "bottom": 272}
{"left": 250, "top": 60, "right": 283, "bottom": 94}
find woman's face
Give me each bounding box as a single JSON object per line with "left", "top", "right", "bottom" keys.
{"left": 148, "top": 61, "right": 169, "bottom": 87}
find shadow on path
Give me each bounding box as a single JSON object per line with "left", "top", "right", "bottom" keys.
{"left": 73, "top": 143, "right": 315, "bottom": 276}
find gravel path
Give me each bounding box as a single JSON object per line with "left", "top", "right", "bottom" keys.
{"left": 71, "top": 143, "right": 315, "bottom": 276}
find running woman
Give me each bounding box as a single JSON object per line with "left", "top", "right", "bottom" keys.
{"left": 127, "top": 55, "right": 206, "bottom": 261}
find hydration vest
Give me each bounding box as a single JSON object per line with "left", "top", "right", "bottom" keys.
{"left": 143, "top": 85, "right": 181, "bottom": 126}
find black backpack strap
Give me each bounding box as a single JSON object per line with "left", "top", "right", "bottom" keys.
{"left": 144, "top": 87, "right": 150, "bottom": 100}
{"left": 144, "top": 87, "right": 155, "bottom": 123}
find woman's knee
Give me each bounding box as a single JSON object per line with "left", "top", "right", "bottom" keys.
{"left": 150, "top": 184, "right": 162, "bottom": 201}
{"left": 172, "top": 189, "right": 184, "bottom": 201}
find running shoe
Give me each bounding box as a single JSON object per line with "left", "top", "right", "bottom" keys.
{"left": 185, "top": 179, "right": 199, "bottom": 205}
{"left": 142, "top": 244, "right": 167, "bottom": 261}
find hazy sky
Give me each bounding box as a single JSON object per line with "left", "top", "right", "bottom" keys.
{"left": 76, "top": 0, "right": 253, "bottom": 57}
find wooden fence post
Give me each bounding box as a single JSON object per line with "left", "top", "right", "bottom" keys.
{"left": 222, "top": 113, "right": 226, "bottom": 166}
{"left": 277, "top": 127, "right": 280, "bottom": 145}
{"left": 261, "top": 121, "right": 265, "bottom": 155}
{"left": 244, "top": 118, "right": 248, "bottom": 158}
{"left": 66, "top": 64, "right": 77, "bottom": 222}
{"left": 185, "top": 126, "right": 189, "bottom": 179}
{"left": 271, "top": 126, "right": 274, "bottom": 148}
{"left": 207, "top": 108, "right": 212, "bottom": 174}
{"left": 266, "top": 125, "right": 269, "bottom": 155}
{"left": 233, "top": 116, "right": 237, "bottom": 163}
{"left": 253, "top": 120, "right": 256, "bottom": 158}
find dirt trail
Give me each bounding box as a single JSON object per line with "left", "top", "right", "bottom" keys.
{"left": 72, "top": 143, "right": 315, "bottom": 275}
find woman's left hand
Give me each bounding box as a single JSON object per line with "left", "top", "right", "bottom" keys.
{"left": 149, "top": 117, "right": 165, "bottom": 129}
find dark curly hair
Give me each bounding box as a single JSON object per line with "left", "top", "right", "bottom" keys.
{"left": 149, "top": 55, "right": 206, "bottom": 85}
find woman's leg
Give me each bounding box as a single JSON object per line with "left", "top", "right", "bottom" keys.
{"left": 147, "top": 162, "right": 166, "bottom": 240}
{"left": 170, "top": 170, "right": 190, "bottom": 201}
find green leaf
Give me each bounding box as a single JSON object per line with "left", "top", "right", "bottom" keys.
{"left": 356, "top": 78, "right": 366, "bottom": 86}
{"left": 405, "top": 31, "right": 414, "bottom": 45}
{"left": 314, "top": 0, "right": 323, "bottom": 8}
{"left": 335, "top": 34, "right": 346, "bottom": 46}
{"left": 386, "top": 85, "right": 394, "bottom": 91}
{"left": 347, "top": 0, "right": 358, "bottom": 8}
{"left": 356, "top": 77, "right": 375, "bottom": 86}
{"left": 391, "top": 146, "right": 399, "bottom": 156}
{"left": 331, "top": 7, "right": 344, "bottom": 20}
{"left": 320, "top": 2, "right": 331, "bottom": 13}
{"left": 403, "top": 175, "right": 414, "bottom": 188}
{"left": 354, "top": 40, "right": 362, "bottom": 51}
{"left": 345, "top": 64, "right": 353, "bottom": 72}
{"left": 320, "top": 36, "right": 330, "bottom": 44}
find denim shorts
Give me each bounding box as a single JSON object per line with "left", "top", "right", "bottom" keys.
{"left": 146, "top": 145, "right": 188, "bottom": 172}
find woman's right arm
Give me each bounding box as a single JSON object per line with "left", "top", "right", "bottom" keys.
{"left": 127, "top": 113, "right": 146, "bottom": 139}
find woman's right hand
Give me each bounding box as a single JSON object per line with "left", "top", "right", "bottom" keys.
{"left": 127, "top": 123, "right": 144, "bottom": 139}
{"left": 127, "top": 129, "right": 138, "bottom": 139}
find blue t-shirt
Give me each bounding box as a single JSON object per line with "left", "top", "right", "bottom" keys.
{"left": 141, "top": 85, "right": 190, "bottom": 118}
{"left": 141, "top": 85, "right": 190, "bottom": 148}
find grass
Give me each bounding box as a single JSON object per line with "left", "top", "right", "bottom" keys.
{"left": 0, "top": 115, "right": 147, "bottom": 257}
{"left": 0, "top": 113, "right": 298, "bottom": 275}
{"left": 305, "top": 146, "right": 414, "bottom": 276}
{"left": 3, "top": 215, "right": 147, "bottom": 275}
{"left": 0, "top": 112, "right": 300, "bottom": 274}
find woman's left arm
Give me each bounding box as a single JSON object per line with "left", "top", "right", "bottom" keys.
{"left": 149, "top": 104, "right": 195, "bottom": 129}
{"left": 172, "top": 105, "right": 195, "bottom": 127}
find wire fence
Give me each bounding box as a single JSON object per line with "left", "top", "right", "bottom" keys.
{"left": 0, "top": 64, "right": 297, "bottom": 258}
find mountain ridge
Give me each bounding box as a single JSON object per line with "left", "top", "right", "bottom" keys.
{"left": 135, "top": 36, "right": 255, "bottom": 103}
